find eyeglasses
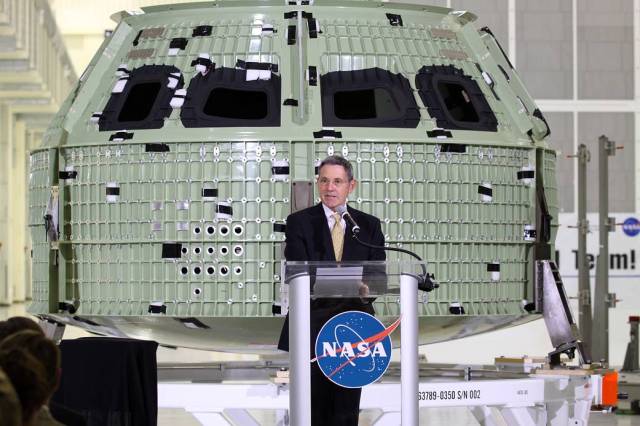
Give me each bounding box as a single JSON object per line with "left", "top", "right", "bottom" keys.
{"left": 318, "top": 177, "right": 349, "bottom": 187}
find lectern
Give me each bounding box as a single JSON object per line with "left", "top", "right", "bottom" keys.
{"left": 282, "top": 260, "right": 425, "bottom": 426}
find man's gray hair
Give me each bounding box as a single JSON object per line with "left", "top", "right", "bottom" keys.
{"left": 318, "top": 155, "right": 354, "bottom": 181}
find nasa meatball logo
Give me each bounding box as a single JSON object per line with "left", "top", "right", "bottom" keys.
{"left": 622, "top": 217, "right": 640, "bottom": 237}
{"left": 313, "top": 311, "right": 399, "bottom": 388}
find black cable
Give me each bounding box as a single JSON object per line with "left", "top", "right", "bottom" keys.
{"left": 352, "top": 234, "right": 437, "bottom": 292}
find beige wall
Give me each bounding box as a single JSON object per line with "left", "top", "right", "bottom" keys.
{"left": 0, "top": 0, "right": 75, "bottom": 304}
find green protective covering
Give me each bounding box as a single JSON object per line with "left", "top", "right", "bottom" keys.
{"left": 27, "top": 0, "right": 556, "bottom": 352}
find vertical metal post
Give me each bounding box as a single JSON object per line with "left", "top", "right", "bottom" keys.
{"left": 400, "top": 274, "right": 419, "bottom": 426}
{"left": 592, "top": 135, "right": 616, "bottom": 362}
{"left": 289, "top": 273, "right": 311, "bottom": 426}
{"left": 577, "top": 144, "right": 592, "bottom": 353}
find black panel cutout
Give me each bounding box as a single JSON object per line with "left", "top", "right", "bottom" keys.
{"left": 416, "top": 65, "right": 498, "bottom": 132}
{"left": 181, "top": 67, "right": 281, "bottom": 128}
{"left": 162, "top": 243, "right": 182, "bottom": 259}
{"left": 108, "top": 131, "right": 134, "bottom": 141}
{"left": 148, "top": 304, "right": 167, "bottom": 314}
{"left": 105, "top": 187, "right": 120, "bottom": 196}
{"left": 487, "top": 263, "right": 500, "bottom": 272}
{"left": 272, "top": 166, "right": 290, "bottom": 175}
{"left": 308, "top": 19, "right": 318, "bottom": 38}
{"left": 192, "top": 25, "right": 212, "bottom": 37}
{"left": 145, "top": 143, "right": 170, "bottom": 153}
{"left": 449, "top": 305, "right": 465, "bottom": 315}
{"left": 287, "top": 25, "right": 296, "bottom": 45}
{"left": 274, "top": 223, "right": 286, "bottom": 233}
{"left": 202, "top": 188, "right": 218, "bottom": 197}
{"left": 427, "top": 129, "right": 452, "bottom": 138}
{"left": 170, "top": 38, "right": 188, "bottom": 50}
{"left": 517, "top": 170, "right": 535, "bottom": 180}
{"left": 236, "top": 60, "right": 278, "bottom": 73}
{"left": 386, "top": 13, "right": 403, "bottom": 26}
{"left": 118, "top": 82, "right": 161, "bottom": 122}
{"left": 478, "top": 186, "right": 493, "bottom": 197}
{"left": 99, "top": 65, "right": 183, "bottom": 131}
{"left": 440, "top": 143, "right": 466, "bottom": 153}
{"left": 313, "top": 129, "right": 342, "bottom": 139}
{"left": 59, "top": 171, "right": 78, "bottom": 180}
{"left": 308, "top": 66, "right": 318, "bottom": 86}
{"left": 204, "top": 88, "right": 268, "bottom": 119}
{"left": 216, "top": 204, "right": 233, "bottom": 215}
{"left": 321, "top": 67, "right": 419, "bottom": 128}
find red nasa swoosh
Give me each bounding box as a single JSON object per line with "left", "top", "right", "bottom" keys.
{"left": 310, "top": 315, "right": 401, "bottom": 364}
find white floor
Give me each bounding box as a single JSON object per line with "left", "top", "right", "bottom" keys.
{"left": 1, "top": 302, "right": 637, "bottom": 425}
{"left": 152, "top": 408, "right": 638, "bottom": 425}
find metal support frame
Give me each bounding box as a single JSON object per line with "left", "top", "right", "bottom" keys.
{"left": 576, "top": 144, "right": 592, "bottom": 354}
{"left": 537, "top": 260, "right": 590, "bottom": 365}
{"left": 157, "top": 370, "right": 597, "bottom": 426}
{"left": 592, "top": 135, "right": 617, "bottom": 363}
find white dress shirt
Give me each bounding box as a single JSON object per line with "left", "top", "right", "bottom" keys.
{"left": 322, "top": 203, "right": 346, "bottom": 232}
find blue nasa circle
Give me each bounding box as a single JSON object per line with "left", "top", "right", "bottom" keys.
{"left": 315, "top": 311, "right": 392, "bottom": 388}
{"left": 622, "top": 217, "right": 640, "bottom": 237}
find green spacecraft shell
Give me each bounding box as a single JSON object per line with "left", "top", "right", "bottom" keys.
{"left": 28, "top": 0, "right": 557, "bottom": 352}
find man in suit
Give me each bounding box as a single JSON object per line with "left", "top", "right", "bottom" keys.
{"left": 278, "top": 155, "right": 385, "bottom": 426}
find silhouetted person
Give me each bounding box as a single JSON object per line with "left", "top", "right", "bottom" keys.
{"left": 0, "top": 326, "right": 87, "bottom": 426}
{"left": 0, "top": 347, "right": 50, "bottom": 426}
{"left": 0, "top": 366, "right": 22, "bottom": 426}
{"left": 0, "top": 316, "right": 43, "bottom": 342}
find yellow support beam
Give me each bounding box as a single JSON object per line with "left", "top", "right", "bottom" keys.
{"left": 0, "top": 50, "right": 30, "bottom": 60}
{"left": 9, "top": 104, "right": 58, "bottom": 114}
{"left": 0, "top": 91, "right": 51, "bottom": 99}
{"left": 9, "top": 118, "right": 26, "bottom": 302}
{"left": 0, "top": 104, "right": 12, "bottom": 305}
{"left": 0, "top": 70, "right": 43, "bottom": 83}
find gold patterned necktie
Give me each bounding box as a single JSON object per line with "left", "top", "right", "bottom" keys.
{"left": 331, "top": 212, "right": 344, "bottom": 261}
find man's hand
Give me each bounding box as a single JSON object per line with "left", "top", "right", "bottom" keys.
{"left": 359, "top": 281, "right": 370, "bottom": 298}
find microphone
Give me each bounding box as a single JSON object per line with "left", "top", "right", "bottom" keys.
{"left": 336, "top": 205, "right": 360, "bottom": 235}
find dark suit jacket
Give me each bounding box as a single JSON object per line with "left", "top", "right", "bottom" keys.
{"left": 277, "top": 203, "right": 386, "bottom": 352}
